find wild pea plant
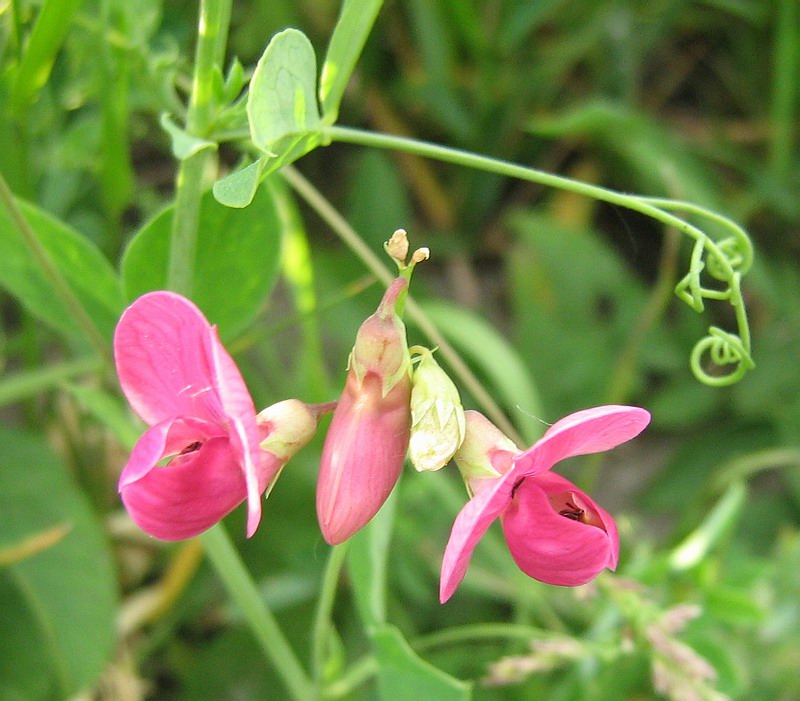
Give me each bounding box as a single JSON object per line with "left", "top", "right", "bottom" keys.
{"left": 5, "top": 1, "right": 792, "bottom": 701}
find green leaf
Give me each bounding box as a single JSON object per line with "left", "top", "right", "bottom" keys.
{"left": 247, "top": 28, "right": 324, "bottom": 175}
{"left": 373, "top": 624, "right": 472, "bottom": 701}
{"left": 121, "top": 185, "right": 282, "bottom": 340}
{"left": 0, "top": 198, "right": 124, "bottom": 341}
{"left": 212, "top": 159, "right": 265, "bottom": 209}
{"left": 417, "top": 300, "right": 545, "bottom": 444}
{"left": 0, "top": 427, "right": 118, "bottom": 700}
{"left": 160, "top": 113, "right": 217, "bottom": 160}
{"left": 319, "top": 0, "right": 383, "bottom": 122}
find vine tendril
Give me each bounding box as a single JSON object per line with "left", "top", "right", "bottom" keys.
{"left": 641, "top": 198, "right": 754, "bottom": 386}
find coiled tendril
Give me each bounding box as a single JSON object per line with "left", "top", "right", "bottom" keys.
{"left": 644, "top": 198, "right": 754, "bottom": 386}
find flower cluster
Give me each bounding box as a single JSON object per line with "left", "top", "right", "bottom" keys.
{"left": 115, "top": 233, "right": 650, "bottom": 601}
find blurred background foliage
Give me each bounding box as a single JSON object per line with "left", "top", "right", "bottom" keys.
{"left": 0, "top": 0, "right": 799, "bottom": 699}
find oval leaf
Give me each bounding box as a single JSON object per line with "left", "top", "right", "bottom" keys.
{"left": 121, "top": 185, "right": 283, "bottom": 340}
{"left": 247, "top": 28, "right": 322, "bottom": 172}
{"left": 0, "top": 198, "right": 124, "bottom": 341}
{"left": 373, "top": 624, "right": 472, "bottom": 701}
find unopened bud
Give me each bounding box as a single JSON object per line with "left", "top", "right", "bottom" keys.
{"left": 385, "top": 229, "right": 409, "bottom": 265}
{"left": 350, "top": 277, "right": 412, "bottom": 396}
{"left": 410, "top": 247, "right": 430, "bottom": 264}
{"left": 408, "top": 348, "right": 465, "bottom": 471}
{"left": 257, "top": 399, "right": 319, "bottom": 461}
{"left": 316, "top": 278, "right": 414, "bottom": 544}
{"left": 256, "top": 399, "right": 320, "bottom": 498}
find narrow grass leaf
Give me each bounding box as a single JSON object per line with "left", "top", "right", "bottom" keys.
{"left": 319, "top": 0, "right": 383, "bottom": 122}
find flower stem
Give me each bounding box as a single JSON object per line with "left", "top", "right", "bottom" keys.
{"left": 166, "top": 0, "right": 231, "bottom": 295}
{"left": 311, "top": 542, "right": 349, "bottom": 699}
{"left": 0, "top": 170, "right": 111, "bottom": 363}
{"left": 199, "top": 524, "right": 312, "bottom": 701}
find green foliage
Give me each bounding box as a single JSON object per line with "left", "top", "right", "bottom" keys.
{"left": 0, "top": 0, "right": 798, "bottom": 700}
{"left": 0, "top": 198, "right": 124, "bottom": 341}
{"left": 121, "top": 186, "right": 283, "bottom": 340}
{"left": 318, "top": 0, "right": 384, "bottom": 122}
{"left": 0, "top": 427, "right": 117, "bottom": 701}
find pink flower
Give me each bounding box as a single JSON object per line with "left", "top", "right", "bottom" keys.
{"left": 316, "top": 278, "right": 412, "bottom": 544}
{"left": 115, "top": 291, "right": 275, "bottom": 540}
{"left": 440, "top": 405, "right": 650, "bottom": 602}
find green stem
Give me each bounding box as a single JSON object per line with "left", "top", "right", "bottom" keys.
{"left": 281, "top": 165, "right": 524, "bottom": 446}
{"left": 0, "top": 170, "right": 111, "bottom": 363}
{"left": 769, "top": 0, "right": 798, "bottom": 179}
{"left": 199, "top": 524, "right": 313, "bottom": 701}
{"left": 166, "top": 0, "right": 231, "bottom": 294}
{"left": 311, "top": 542, "right": 349, "bottom": 699}
{"left": 325, "top": 126, "right": 730, "bottom": 246}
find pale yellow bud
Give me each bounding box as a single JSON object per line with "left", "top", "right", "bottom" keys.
{"left": 385, "top": 229, "right": 409, "bottom": 265}
{"left": 408, "top": 348, "right": 466, "bottom": 471}
{"left": 257, "top": 399, "right": 318, "bottom": 461}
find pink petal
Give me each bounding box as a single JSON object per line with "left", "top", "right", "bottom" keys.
{"left": 316, "top": 372, "right": 411, "bottom": 545}
{"left": 119, "top": 436, "right": 248, "bottom": 540}
{"left": 118, "top": 416, "right": 222, "bottom": 489}
{"left": 500, "top": 472, "right": 619, "bottom": 586}
{"left": 114, "top": 292, "right": 224, "bottom": 426}
{"left": 204, "top": 325, "right": 270, "bottom": 537}
{"left": 513, "top": 406, "right": 650, "bottom": 477}
{"left": 439, "top": 469, "right": 519, "bottom": 603}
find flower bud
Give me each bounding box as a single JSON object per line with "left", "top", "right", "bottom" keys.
{"left": 316, "top": 279, "right": 413, "bottom": 544}
{"left": 256, "top": 399, "right": 320, "bottom": 498}
{"left": 257, "top": 399, "right": 319, "bottom": 460}
{"left": 385, "top": 229, "right": 410, "bottom": 265}
{"left": 408, "top": 348, "right": 465, "bottom": 471}
{"left": 453, "top": 410, "right": 520, "bottom": 496}
{"left": 349, "top": 278, "right": 411, "bottom": 396}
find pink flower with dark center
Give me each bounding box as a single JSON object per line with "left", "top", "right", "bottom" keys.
{"left": 115, "top": 291, "right": 276, "bottom": 540}
{"left": 440, "top": 405, "right": 650, "bottom": 602}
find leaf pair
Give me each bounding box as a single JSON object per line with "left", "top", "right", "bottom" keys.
{"left": 215, "top": 0, "right": 382, "bottom": 208}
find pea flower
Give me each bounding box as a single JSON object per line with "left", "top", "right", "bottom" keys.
{"left": 440, "top": 405, "right": 650, "bottom": 602}
{"left": 316, "top": 278, "right": 412, "bottom": 544}
{"left": 115, "top": 291, "right": 313, "bottom": 540}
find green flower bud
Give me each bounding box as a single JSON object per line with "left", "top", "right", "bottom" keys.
{"left": 453, "top": 411, "right": 519, "bottom": 496}
{"left": 408, "top": 348, "right": 466, "bottom": 471}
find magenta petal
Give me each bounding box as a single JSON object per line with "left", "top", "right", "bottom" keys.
{"left": 118, "top": 416, "right": 221, "bottom": 488}
{"left": 513, "top": 405, "right": 650, "bottom": 477}
{"left": 316, "top": 372, "right": 411, "bottom": 545}
{"left": 439, "top": 469, "right": 519, "bottom": 603}
{"left": 114, "top": 292, "right": 224, "bottom": 426}
{"left": 204, "top": 325, "right": 269, "bottom": 537}
{"left": 120, "top": 436, "right": 248, "bottom": 540}
{"left": 500, "top": 473, "right": 619, "bottom": 586}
